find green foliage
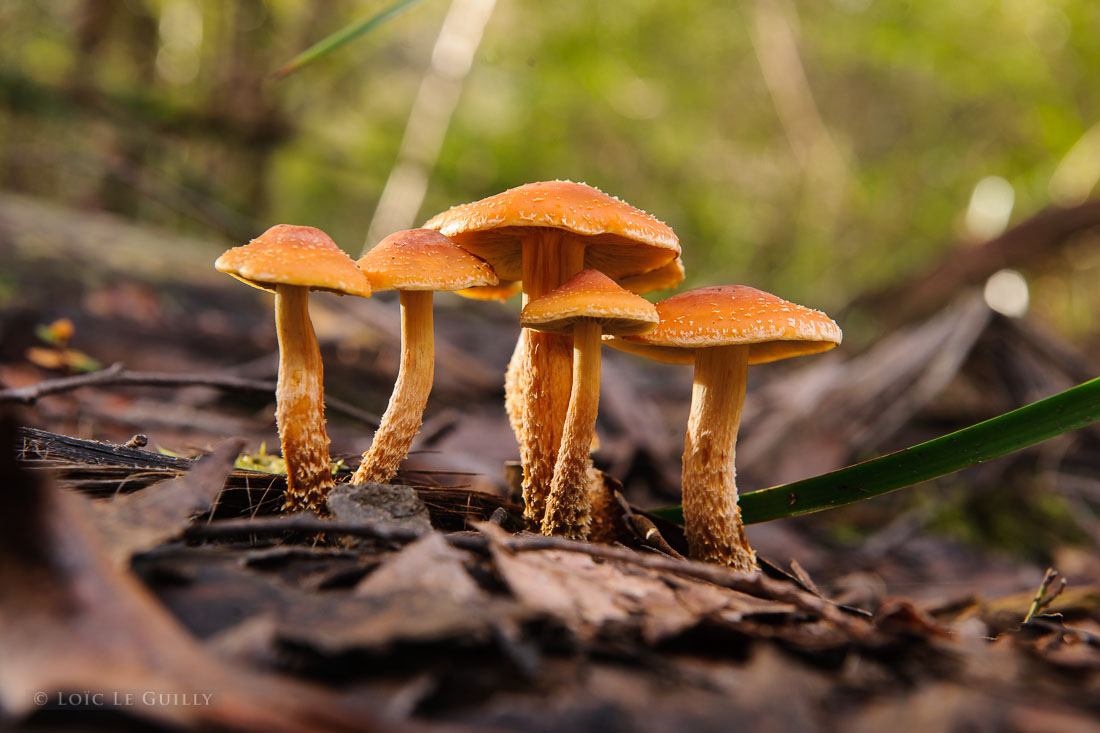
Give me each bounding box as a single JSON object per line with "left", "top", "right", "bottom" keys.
{"left": 1, "top": 1, "right": 1096, "bottom": 317}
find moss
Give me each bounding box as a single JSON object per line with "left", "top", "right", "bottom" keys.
{"left": 925, "top": 476, "right": 1089, "bottom": 561}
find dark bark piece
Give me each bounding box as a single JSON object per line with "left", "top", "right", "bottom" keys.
{"left": 18, "top": 424, "right": 196, "bottom": 470}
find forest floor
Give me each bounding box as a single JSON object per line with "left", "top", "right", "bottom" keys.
{"left": 3, "top": 194, "right": 1100, "bottom": 731}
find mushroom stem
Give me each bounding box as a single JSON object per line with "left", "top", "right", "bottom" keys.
{"left": 503, "top": 334, "right": 525, "bottom": 440}
{"left": 542, "top": 319, "right": 601, "bottom": 538}
{"left": 516, "top": 233, "right": 586, "bottom": 523}
{"left": 274, "top": 284, "right": 334, "bottom": 512}
{"left": 353, "top": 290, "right": 434, "bottom": 485}
{"left": 682, "top": 344, "right": 756, "bottom": 570}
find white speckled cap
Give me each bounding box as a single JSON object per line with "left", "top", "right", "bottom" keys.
{"left": 357, "top": 228, "right": 498, "bottom": 292}
{"left": 215, "top": 225, "right": 372, "bottom": 297}
{"left": 422, "top": 180, "right": 680, "bottom": 281}
{"left": 520, "top": 269, "right": 658, "bottom": 336}
{"left": 612, "top": 285, "right": 841, "bottom": 365}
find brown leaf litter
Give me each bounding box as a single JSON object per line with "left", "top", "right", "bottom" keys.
{"left": 5, "top": 413, "right": 1100, "bottom": 731}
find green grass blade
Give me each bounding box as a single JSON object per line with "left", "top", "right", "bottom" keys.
{"left": 272, "top": 0, "right": 428, "bottom": 79}
{"left": 649, "top": 376, "right": 1100, "bottom": 526}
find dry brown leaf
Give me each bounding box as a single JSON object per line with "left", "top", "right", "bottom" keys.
{"left": 483, "top": 524, "right": 796, "bottom": 643}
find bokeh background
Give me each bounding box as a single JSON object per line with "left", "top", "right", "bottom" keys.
{"left": 2, "top": 0, "right": 1100, "bottom": 584}
{"left": 3, "top": 0, "right": 1099, "bottom": 348}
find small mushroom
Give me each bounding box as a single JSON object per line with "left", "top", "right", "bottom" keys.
{"left": 215, "top": 225, "right": 372, "bottom": 512}
{"left": 352, "top": 229, "right": 497, "bottom": 485}
{"left": 611, "top": 285, "right": 841, "bottom": 569}
{"left": 424, "top": 180, "right": 679, "bottom": 524}
{"left": 520, "top": 269, "right": 657, "bottom": 538}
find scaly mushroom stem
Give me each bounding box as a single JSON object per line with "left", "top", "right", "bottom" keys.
{"left": 517, "top": 233, "right": 585, "bottom": 523}
{"left": 586, "top": 467, "right": 624, "bottom": 543}
{"left": 503, "top": 335, "right": 525, "bottom": 440}
{"left": 274, "top": 284, "right": 334, "bottom": 512}
{"left": 682, "top": 344, "right": 757, "bottom": 570}
{"left": 542, "top": 320, "right": 601, "bottom": 538}
{"left": 353, "top": 290, "right": 434, "bottom": 485}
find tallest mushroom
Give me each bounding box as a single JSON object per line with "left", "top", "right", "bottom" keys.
{"left": 423, "top": 181, "right": 679, "bottom": 524}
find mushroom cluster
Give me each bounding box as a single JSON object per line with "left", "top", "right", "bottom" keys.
{"left": 213, "top": 180, "right": 841, "bottom": 569}
{"left": 423, "top": 180, "right": 680, "bottom": 524}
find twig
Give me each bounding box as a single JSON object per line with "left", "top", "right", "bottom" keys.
{"left": 1, "top": 362, "right": 126, "bottom": 402}
{"left": 0, "top": 362, "right": 379, "bottom": 428}
{"left": 1023, "top": 567, "right": 1067, "bottom": 623}
{"left": 1020, "top": 617, "right": 1100, "bottom": 648}
{"left": 614, "top": 490, "right": 684, "bottom": 559}
{"left": 185, "top": 517, "right": 871, "bottom": 635}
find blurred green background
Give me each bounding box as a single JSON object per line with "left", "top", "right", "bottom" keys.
{"left": 2, "top": 0, "right": 1098, "bottom": 350}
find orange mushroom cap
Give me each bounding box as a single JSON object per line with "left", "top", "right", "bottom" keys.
{"left": 453, "top": 280, "right": 523, "bottom": 302}
{"left": 423, "top": 180, "right": 680, "bottom": 281}
{"left": 215, "top": 224, "right": 372, "bottom": 297}
{"left": 618, "top": 257, "right": 685, "bottom": 295}
{"left": 613, "top": 285, "right": 841, "bottom": 364}
{"left": 520, "top": 269, "right": 658, "bottom": 336}
{"left": 358, "top": 228, "right": 498, "bottom": 292}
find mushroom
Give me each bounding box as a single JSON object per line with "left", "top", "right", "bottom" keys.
{"left": 215, "top": 225, "right": 372, "bottom": 513}
{"left": 520, "top": 269, "right": 657, "bottom": 538}
{"left": 611, "top": 285, "right": 841, "bottom": 569}
{"left": 424, "top": 180, "right": 679, "bottom": 524}
{"left": 352, "top": 228, "right": 497, "bottom": 485}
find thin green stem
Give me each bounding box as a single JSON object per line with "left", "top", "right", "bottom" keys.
{"left": 273, "top": 0, "right": 428, "bottom": 79}
{"left": 650, "top": 376, "right": 1100, "bottom": 526}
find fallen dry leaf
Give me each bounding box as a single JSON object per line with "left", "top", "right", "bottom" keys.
{"left": 484, "top": 524, "right": 796, "bottom": 643}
